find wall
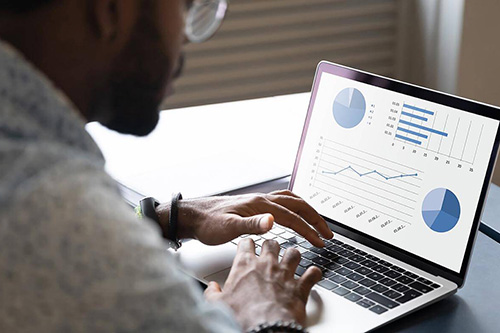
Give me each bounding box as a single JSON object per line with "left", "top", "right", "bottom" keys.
{"left": 457, "top": 0, "right": 500, "bottom": 185}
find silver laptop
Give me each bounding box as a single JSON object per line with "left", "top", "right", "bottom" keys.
{"left": 176, "top": 61, "right": 500, "bottom": 332}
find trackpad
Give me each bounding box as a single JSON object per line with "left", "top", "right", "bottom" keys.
{"left": 204, "top": 267, "right": 231, "bottom": 287}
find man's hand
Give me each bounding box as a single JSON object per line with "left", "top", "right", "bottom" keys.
{"left": 204, "top": 239, "right": 322, "bottom": 330}
{"left": 157, "top": 190, "right": 333, "bottom": 247}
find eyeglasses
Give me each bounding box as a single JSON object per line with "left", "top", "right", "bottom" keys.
{"left": 185, "top": 0, "right": 228, "bottom": 43}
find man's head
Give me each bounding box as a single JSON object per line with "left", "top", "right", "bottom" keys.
{"left": 0, "top": 0, "right": 187, "bottom": 136}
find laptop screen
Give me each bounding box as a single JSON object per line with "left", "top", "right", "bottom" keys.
{"left": 291, "top": 62, "right": 500, "bottom": 274}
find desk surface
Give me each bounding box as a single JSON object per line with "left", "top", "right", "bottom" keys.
{"left": 227, "top": 178, "right": 500, "bottom": 332}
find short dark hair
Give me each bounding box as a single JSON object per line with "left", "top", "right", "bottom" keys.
{"left": 0, "top": 0, "right": 56, "bottom": 13}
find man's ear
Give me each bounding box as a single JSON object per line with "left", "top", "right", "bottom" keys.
{"left": 90, "top": 0, "right": 136, "bottom": 43}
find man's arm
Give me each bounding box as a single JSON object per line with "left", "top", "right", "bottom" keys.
{"left": 0, "top": 159, "right": 240, "bottom": 332}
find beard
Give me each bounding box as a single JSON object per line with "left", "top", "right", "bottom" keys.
{"left": 93, "top": 4, "right": 182, "bottom": 136}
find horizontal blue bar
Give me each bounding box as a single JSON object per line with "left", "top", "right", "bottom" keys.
{"left": 399, "top": 119, "right": 448, "bottom": 137}
{"left": 401, "top": 111, "right": 428, "bottom": 122}
{"left": 397, "top": 127, "right": 428, "bottom": 139}
{"left": 403, "top": 104, "right": 434, "bottom": 115}
{"left": 396, "top": 134, "right": 422, "bottom": 145}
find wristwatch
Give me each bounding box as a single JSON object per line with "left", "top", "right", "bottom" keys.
{"left": 139, "top": 195, "right": 182, "bottom": 250}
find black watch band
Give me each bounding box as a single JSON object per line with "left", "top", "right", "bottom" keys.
{"left": 168, "top": 192, "right": 183, "bottom": 250}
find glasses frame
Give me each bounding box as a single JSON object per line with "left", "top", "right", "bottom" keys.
{"left": 185, "top": 0, "right": 228, "bottom": 43}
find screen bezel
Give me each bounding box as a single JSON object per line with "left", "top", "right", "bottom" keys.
{"left": 289, "top": 61, "right": 500, "bottom": 287}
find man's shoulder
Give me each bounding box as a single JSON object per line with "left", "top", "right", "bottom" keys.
{"left": 0, "top": 138, "right": 112, "bottom": 206}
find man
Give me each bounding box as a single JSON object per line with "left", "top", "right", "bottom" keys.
{"left": 0, "top": 1, "right": 333, "bottom": 332}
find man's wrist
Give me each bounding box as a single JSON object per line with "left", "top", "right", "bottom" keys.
{"left": 157, "top": 199, "right": 194, "bottom": 240}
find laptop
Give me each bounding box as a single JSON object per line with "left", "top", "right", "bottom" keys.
{"left": 175, "top": 61, "right": 500, "bottom": 332}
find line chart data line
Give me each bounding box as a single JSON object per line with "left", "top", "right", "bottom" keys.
{"left": 322, "top": 165, "right": 418, "bottom": 181}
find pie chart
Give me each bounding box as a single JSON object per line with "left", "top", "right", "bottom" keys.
{"left": 332, "top": 87, "right": 366, "bottom": 128}
{"left": 422, "top": 188, "right": 461, "bottom": 233}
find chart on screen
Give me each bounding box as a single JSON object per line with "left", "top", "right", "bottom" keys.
{"left": 292, "top": 72, "right": 499, "bottom": 272}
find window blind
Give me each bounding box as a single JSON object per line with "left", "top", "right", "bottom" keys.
{"left": 162, "top": 0, "right": 401, "bottom": 109}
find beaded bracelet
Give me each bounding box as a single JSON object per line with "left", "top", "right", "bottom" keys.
{"left": 247, "top": 321, "right": 307, "bottom": 333}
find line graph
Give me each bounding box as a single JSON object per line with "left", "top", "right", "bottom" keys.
{"left": 311, "top": 138, "right": 422, "bottom": 225}
{"left": 322, "top": 166, "right": 418, "bottom": 180}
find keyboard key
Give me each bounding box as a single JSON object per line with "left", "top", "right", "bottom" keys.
{"left": 354, "top": 249, "right": 367, "bottom": 256}
{"left": 344, "top": 261, "right": 361, "bottom": 270}
{"left": 312, "top": 256, "right": 331, "bottom": 266}
{"left": 359, "top": 278, "right": 376, "bottom": 287}
{"left": 372, "top": 265, "right": 389, "bottom": 273}
{"left": 378, "top": 260, "right": 392, "bottom": 267}
{"left": 345, "top": 293, "right": 362, "bottom": 302}
{"left": 383, "top": 290, "right": 403, "bottom": 299}
{"left": 328, "top": 245, "right": 344, "bottom": 253}
{"left": 302, "top": 251, "right": 316, "bottom": 260}
{"left": 366, "top": 292, "right": 400, "bottom": 309}
{"left": 299, "top": 258, "right": 311, "bottom": 267}
{"left": 331, "top": 275, "right": 347, "bottom": 284}
{"left": 341, "top": 281, "right": 359, "bottom": 289}
{"left": 281, "top": 231, "right": 296, "bottom": 240}
{"left": 347, "top": 272, "right": 364, "bottom": 282}
{"left": 295, "top": 266, "right": 306, "bottom": 276}
{"left": 276, "top": 238, "right": 289, "bottom": 245}
{"left": 299, "top": 241, "right": 314, "bottom": 249}
{"left": 395, "top": 289, "right": 422, "bottom": 304}
{"left": 396, "top": 276, "right": 414, "bottom": 285}
{"left": 331, "top": 239, "right": 344, "bottom": 245}
{"left": 417, "top": 277, "right": 433, "bottom": 285}
{"left": 360, "top": 259, "right": 378, "bottom": 268}
{"left": 430, "top": 283, "right": 441, "bottom": 289}
{"left": 255, "top": 247, "right": 262, "bottom": 256}
{"left": 404, "top": 271, "right": 419, "bottom": 279}
{"left": 310, "top": 247, "right": 325, "bottom": 254}
{"left": 350, "top": 255, "right": 365, "bottom": 263}
{"left": 355, "top": 267, "right": 372, "bottom": 275}
{"left": 335, "top": 268, "right": 353, "bottom": 276}
{"left": 333, "top": 287, "right": 350, "bottom": 296}
{"left": 367, "top": 272, "right": 384, "bottom": 281}
{"left": 270, "top": 228, "right": 285, "bottom": 235}
{"left": 325, "top": 262, "right": 341, "bottom": 271}
{"left": 324, "top": 270, "right": 336, "bottom": 278}
{"left": 409, "top": 281, "right": 433, "bottom": 293}
{"left": 379, "top": 278, "right": 397, "bottom": 287}
{"left": 393, "top": 267, "right": 406, "bottom": 273}
{"left": 353, "top": 286, "right": 371, "bottom": 295}
{"left": 384, "top": 270, "right": 402, "bottom": 279}
{"left": 392, "top": 283, "right": 410, "bottom": 293}
{"left": 365, "top": 254, "right": 380, "bottom": 261}
{"left": 369, "top": 305, "right": 388, "bottom": 314}
{"left": 261, "top": 233, "right": 276, "bottom": 240}
{"left": 320, "top": 250, "right": 338, "bottom": 260}
{"left": 318, "top": 280, "right": 338, "bottom": 290}
{"left": 357, "top": 300, "right": 374, "bottom": 308}
{"left": 339, "top": 250, "right": 355, "bottom": 258}
{"left": 281, "top": 241, "right": 297, "bottom": 249}
{"left": 332, "top": 257, "right": 349, "bottom": 264}
{"left": 371, "top": 284, "right": 389, "bottom": 293}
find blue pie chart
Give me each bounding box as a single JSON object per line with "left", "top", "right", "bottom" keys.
{"left": 332, "top": 87, "right": 366, "bottom": 128}
{"left": 422, "top": 188, "right": 461, "bottom": 233}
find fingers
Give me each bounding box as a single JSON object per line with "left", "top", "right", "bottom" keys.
{"left": 237, "top": 213, "right": 274, "bottom": 235}
{"left": 297, "top": 266, "right": 322, "bottom": 303}
{"left": 280, "top": 248, "right": 301, "bottom": 278}
{"left": 263, "top": 201, "right": 325, "bottom": 247}
{"left": 204, "top": 281, "right": 222, "bottom": 301}
{"left": 270, "top": 193, "right": 333, "bottom": 240}
{"left": 236, "top": 237, "right": 256, "bottom": 255}
{"left": 261, "top": 239, "right": 280, "bottom": 258}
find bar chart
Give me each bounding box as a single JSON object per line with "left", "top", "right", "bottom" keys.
{"left": 394, "top": 103, "right": 484, "bottom": 164}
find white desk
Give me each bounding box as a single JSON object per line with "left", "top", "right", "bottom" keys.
{"left": 86, "top": 93, "right": 310, "bottom": 201}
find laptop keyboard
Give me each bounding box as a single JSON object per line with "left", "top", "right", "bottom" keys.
{"left": 232, "top": 225, "right": 442, "bottom": 315}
